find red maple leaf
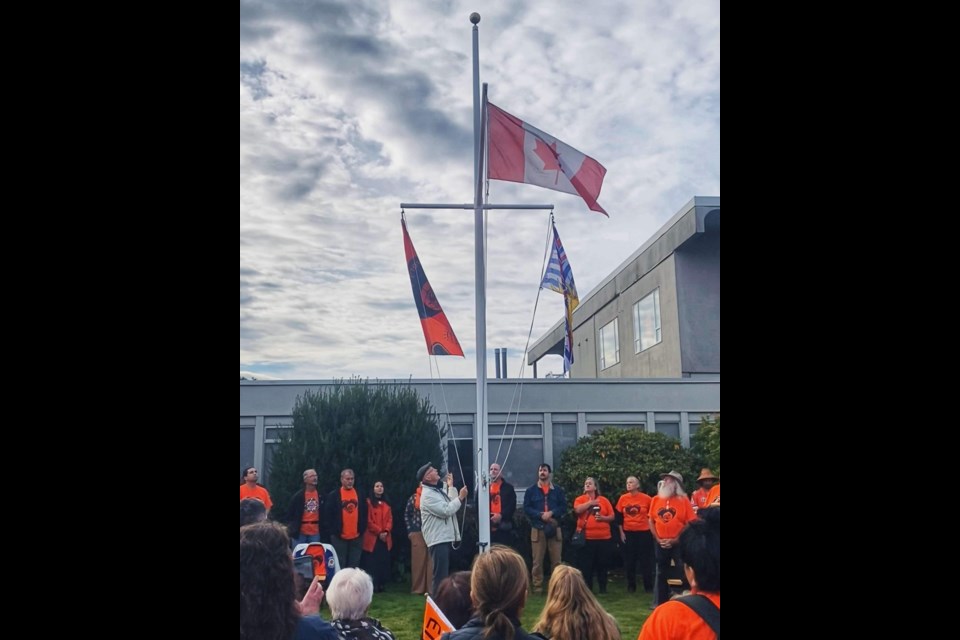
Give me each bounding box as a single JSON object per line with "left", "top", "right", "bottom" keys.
{"left": 534, "top": 138, "right": 562, "bottom": 183}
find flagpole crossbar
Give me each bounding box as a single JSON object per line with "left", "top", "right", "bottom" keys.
{"left": 400, "top": 203, "right": 554, "bottom": 210}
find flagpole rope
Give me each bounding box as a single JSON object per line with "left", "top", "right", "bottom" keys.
{"left": 492, "top": 213, "right": 556, "bottom": 476}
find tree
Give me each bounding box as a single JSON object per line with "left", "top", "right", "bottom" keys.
{"left": 269, "top": 380, "right": 446, "bottom": 535}
{"left": 690, "top": 414, "right": 720, "bottom": 476}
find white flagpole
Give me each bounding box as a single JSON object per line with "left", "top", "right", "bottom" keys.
{"left": 400, "top": 13, "right": 553, "bottom": 556}
{"left": 470, "top": 12, "right": 491, "bottom": 553}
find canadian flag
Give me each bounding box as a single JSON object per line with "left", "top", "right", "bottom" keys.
{"left": 487, "top": 102, "right": 608, "bottom": 215}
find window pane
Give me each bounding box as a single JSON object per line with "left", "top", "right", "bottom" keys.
{"left": 552, "top": 423, "right": 578, "bottom": 463}
{"left": 489, "top": 423, "right": 542, "bottom": 437}
{"left": 448, "top": 439, "right": 473, "bottom": 489}
{"left": 599, "top": 319, "right": 620, "bottom": 369}
{"left": 655, "top": 422, "right": 680, "bottom": 441}
{"left": 635, "top": 289, "right": 662, "bottom": 352}
{"left": 587, "top": 423, "right": 644, "bottom": 434}
{"left": 488, "top": 439, "right": 544, "bottom": 490}
{"left": 240, "top": 427, "right": 255, "bottom": 479}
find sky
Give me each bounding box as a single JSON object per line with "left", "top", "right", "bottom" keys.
{"left": 240, "top": 0, "right": 720, "bottom": 381}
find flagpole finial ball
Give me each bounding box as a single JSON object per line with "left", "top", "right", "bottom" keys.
{"left": 469, "top": 13, "right": 481, "bottom": 24}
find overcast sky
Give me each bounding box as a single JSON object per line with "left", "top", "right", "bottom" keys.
{"left": 240, "top": 0, "right": 720, "bottom": 380}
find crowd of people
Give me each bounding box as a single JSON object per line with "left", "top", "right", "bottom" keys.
{"left": 240, "top": 463, "right": 720, "bottom": 639}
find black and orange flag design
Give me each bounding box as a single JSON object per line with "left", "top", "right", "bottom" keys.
{"left": 402, "top": 219, "right": 464, "bottom": 356}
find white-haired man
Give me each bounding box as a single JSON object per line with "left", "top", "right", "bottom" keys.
{"left": 325, "top": 567, "right": 397, "bottom": 639}
{"left": 648, "top": 470, "right": 696, "bottom": 608}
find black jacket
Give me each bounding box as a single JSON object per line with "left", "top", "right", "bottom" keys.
{"left": 284, "top": 488, "right": 325, "bottom": 538}
{"left": 440, "top": 617, "right": 540, "bottom": 640}
{"left": 324, "top": 486, "right": 368, "bottom": 538}
{"left": 492, "top": 479, "right": 517, "bottom": 528}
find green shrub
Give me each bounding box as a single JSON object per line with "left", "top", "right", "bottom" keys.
{"left": 554, "top": 428, "right": 698, "bottom": 527}
{"left": 690, "top": 415, "right": 720, "bottom": 476}
{"left": 269, "top": 379, "right": 445, "bottom": 541}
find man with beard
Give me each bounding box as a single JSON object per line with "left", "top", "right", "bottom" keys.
{"left": 286, "top": 468, "right": 323, "bottom": 546}
{"left": 648, "top": 471, "right": 696, "bottom": 607}
{"left": 325, "top": 468, "right": 367, "bottom": 569}
{"left": 488, "top": 463, "right": 517, "bottom": 548}
{"left": 690, "top": 469, "right": 718, "bottom": 514}
{"left": 523, "top": 462, "right": 567, "bottom": 594}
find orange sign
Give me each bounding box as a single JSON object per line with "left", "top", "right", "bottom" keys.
{"left": 422, "top": 594, "right": 455, "bottom": 639}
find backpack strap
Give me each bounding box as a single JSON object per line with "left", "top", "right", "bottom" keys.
{"left": 676, "top": 594, "right": 720, "bottom": 638}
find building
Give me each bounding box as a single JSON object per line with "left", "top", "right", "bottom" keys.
{"left": 528, "top": 196, "right": 720, "bottom": 379}
{"left": 240, "top": 377, "right": 719, "bottom": 496}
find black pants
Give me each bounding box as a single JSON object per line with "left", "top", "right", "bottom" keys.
{"left": 428, "top": 542, "right": 451, "bottom": 595}
{"left": 623, "top": 530, "right": 654, "bottom": 591}
{"left": 655, "top": 543, "right": 688, "bottom": 604}
{"left": 577, "top": 538, "right": 614, "bottom": 592}
{"left": 362, "top": 539, "right": 391, "bottom": 590}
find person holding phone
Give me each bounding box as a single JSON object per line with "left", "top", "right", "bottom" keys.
{"left": 240, "top": 521, "right": 337, "bottom": 640}
{"left": 572, "top": 477, "right": 615, "bottom": 594}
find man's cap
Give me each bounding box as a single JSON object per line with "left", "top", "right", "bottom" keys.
{"left": 696, "top": 468, "right": 718, "bottom": 482}
{"left": 660, "top": 470, "right": 684, "bottom": 484}
{"left": 417, "top": 462, "right": 433, "bottom": 483}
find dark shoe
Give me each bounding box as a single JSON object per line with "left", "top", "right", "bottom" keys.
{"left": 599, "top": 587, "right": 608, "bottom": 594}
{"left": 627, "top": 585, "right": 637, "bottom": 593}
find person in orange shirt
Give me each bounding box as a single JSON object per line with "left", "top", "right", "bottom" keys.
{"left": 704, "top": 482, "right": 720, "bottom": 509}
{"left": 324, "top": 468, "right": 367, "bottom": 569}
{"left": 285, "top": 468, "right": 323, "bottom": 546}
{"left": 637, "top": 507, "right": 720, "bottom": 640}
{"left": 239, "top": 467, "right": 273, "bottom": 513}
{"left": 488, "top": 463, "right": 517, "bottom": 548}
{"left": 572, "top": 477, "right": 616, "bottom": 594}
{"left": 361, "top": 481, "right": 393, "bottom": 593}
{"left": 616, "top": 475, "right": 654, "bottom": 593}
{"left": 690, "top": 469, "right": 718, "bottom": 514}
{"left": 648, "top": 471, "right": 696, "bottom": 607}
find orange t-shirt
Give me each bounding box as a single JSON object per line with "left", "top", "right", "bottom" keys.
{"left": 705, "top": 483, "right": 720, "bottom": 508}
{"left": 300, "top": 488, "right": 321, "bottom": 536}
{"left": 691, "top": 488, "right": 709, "bottom": 512}
{"left": 239, "top": 484, "right": 273, "bottom": 511}
{"left": 637, "top": 592, "right": 720, "bottom": 640}
{"left": 490, "top": 480, "right": 502, "bottom": 516}
{"left": 574, "top": 494, "right": 613, "bottom": 540}
{"left": 339, "top": 487, "right": 360, "bottom": 540}
{"left": 615, "top": 492, "right": 652, "bottom": 531}
{"left": 649, "top": 495, "right": 695, "bottom": 540}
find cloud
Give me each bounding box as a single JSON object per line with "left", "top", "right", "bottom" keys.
{"left": 241, "top": 0, "right": 719, "bottom": 380}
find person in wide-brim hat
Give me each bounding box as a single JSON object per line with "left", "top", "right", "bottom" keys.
{"left": 696, "top": 468, "right": 718, "bottom": 483}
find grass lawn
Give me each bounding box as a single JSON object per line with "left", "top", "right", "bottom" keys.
{"left": 356, "top": 568, "right": 652, "bottom": 638}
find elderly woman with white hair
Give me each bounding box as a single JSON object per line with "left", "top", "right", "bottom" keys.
{"left": 325, "top": 568, "right": 397, "bottom": 640}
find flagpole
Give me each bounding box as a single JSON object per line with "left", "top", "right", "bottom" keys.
{"left": 399, "top": 14, "right": 554, "bottom": 557}
{"left": 470, "top": 12, "right": 491, "bottom": 554}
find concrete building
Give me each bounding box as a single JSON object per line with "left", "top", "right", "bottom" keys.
{"left": 240, "top": 377, "right": 719, "bottom": 497}
{"left": 528, "top": 196, "right": 720, "bottom": 379}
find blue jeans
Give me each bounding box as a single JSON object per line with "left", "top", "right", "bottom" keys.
{"left": 294, "top": 532, "right": 322, "bottom": 546}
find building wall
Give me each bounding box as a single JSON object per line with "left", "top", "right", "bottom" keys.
{"left": 240, "top": 378, "right": 719, "bottom": 492}
{"left": 676, "top": 221, "right": 720, "bottom": 375}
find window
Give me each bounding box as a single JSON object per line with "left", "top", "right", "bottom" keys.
{"left": 552, "top": 423, "right": 578, "bottom": 462}
{"left": 587, "top": 423, "right": 644, "bottom": 434}
{"left": 633, "top": 289, "right": 662, "bottom": 353}
{"left": 598, "top": 319, "right": 620, "bottom": 369}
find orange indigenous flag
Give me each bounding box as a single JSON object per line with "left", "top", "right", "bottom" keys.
{"left": 402, "top": 219, "right": 464, "bottom": 356}
{"left": 421, "top": 594, "right": 455, "bottom": 639}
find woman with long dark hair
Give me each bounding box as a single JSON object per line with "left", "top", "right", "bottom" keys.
{"left": 361, "top": 481, "right": 393, "bottom": 593}
{"left": 240, "top": 521, "right": 337, "bottom": 640}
